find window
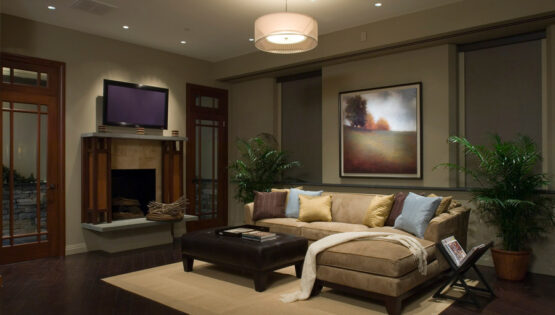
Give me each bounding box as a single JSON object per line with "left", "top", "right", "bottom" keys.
{"left": 280, "top": 72, "right": 322, "bottom": 183}
{"left": 461, "top": 34, "right": 543, "bottom": 185}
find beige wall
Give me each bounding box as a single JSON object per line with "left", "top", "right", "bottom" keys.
{"left": 226, "top": 33, "right": 555, "bottom": 276}
{"left": 227, "top": 78, "right": 277, "bottom": 225}
{"left": 322, "top": 45, "right": 455, "bottom": 187}
{"left": 2, "top": 7, "right": 555, "bottom": 276}
{"left": 214, "top": 0, "right": 555, "bottom": 80}
{"left": 1, "top": 14, "right": 224, "bottom": 253}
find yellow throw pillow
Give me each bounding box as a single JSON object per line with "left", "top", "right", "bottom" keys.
{"left": 428, "top": 193, "right": 453, "bottom": 216}
{"left": 298, "top": 195, "right": 332, "bottom": 222}
{"left": 363, "top": 194, "right": 394, "bottom": 227}
{"left": 448, "top": 200, "right": 462, "bottom": 210}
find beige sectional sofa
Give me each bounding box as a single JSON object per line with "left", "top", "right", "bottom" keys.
{"left": 245, "top": 192, "right": 470, "bottom": 315}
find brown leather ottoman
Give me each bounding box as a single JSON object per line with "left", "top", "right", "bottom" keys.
{"left": 181, "top": 227, "right": 308, "bottom": 292}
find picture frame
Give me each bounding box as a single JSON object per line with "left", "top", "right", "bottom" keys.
{"left": 339, "top": 82, "right": 422, "bottom": 178}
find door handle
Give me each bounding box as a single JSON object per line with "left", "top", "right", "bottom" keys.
{"left": 49, "top": 184, "right": 56, "bottom": 190}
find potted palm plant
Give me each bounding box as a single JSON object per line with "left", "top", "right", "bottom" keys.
{"left": 441, "top": 135, "right": 554, "bottom": 280}
{"left": 229, "top": 133, "right": 300, "bottom": 204}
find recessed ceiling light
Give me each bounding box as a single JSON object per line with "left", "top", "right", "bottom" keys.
{"left": 122, "top": 25, "right": 130, "bottom": 29}
{"left": 249, "top": 38, "right": 254, "bottom": 42}
{"left": 374, "top": 2, "right": 382, "bottom": 7}
{"left": 47, "top": 5, "right": 56, "bottom": 10}
{"left": 180, "top": 40, "right": 187, "bottom": 44}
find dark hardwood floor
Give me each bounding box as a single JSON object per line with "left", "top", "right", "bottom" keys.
{"left": 0, "top": 244, "right": 184, "bottom": 315}
{"left": 442, "top": 265, "right": 555, "bottom": 315}
{"left": 1, "top": 243, "right": 554, "bottom": 315}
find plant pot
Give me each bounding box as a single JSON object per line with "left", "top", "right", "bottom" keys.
{"left": 491, "top": 248, "right": 530, "bottom": 281}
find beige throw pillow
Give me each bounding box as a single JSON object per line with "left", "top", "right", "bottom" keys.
{"left": 428, "top": 193, "right": 453, "bottom": 216}
{"left": 298, "top": 195, "right": 332, "bottom": 222}
{"left": 363, "top": 194, "right": 395, "bottom": 227}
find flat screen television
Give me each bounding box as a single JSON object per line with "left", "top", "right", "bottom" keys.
{"left": 103, "top": 79, "right": 168, "bottom": 129}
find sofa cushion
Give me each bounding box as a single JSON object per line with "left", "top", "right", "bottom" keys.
{"left": 428, "top": 193, "right": 453, "bottom": 216}
{"left": 317, "top": 260, "right": 441, "bottom": 297}
{"left": 298, "top": 195, "right": 332, "bottom": 222}
{"left": 363, "top": 194, "right": 394, "bottom": 227}
{"left": 285, "top": 188, "right": 323, "bottom": 218}
{"left": 326, "top": 192, "right": 376, "bottom": 224}
{"left": 256, "top": 218, "right": 307, "bottom": 236}
{"left": 394, "top": 192, "right": 441, "bottom": 238}
{"left": 301, "top": 222, "right": 371, "bottom": 240}
{"left": 271, "top": 186, "right": 303, "bottom": 208}
{"left": 385, "top": 192, "right": 408, "bottom": 226}
{"left": 316, "top": 227, "right": 437, "bottom": 278}
{"left": 252, "top": 191, "right": 288, "bottom": 221}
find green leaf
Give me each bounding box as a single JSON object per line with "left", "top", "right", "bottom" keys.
{"left": 436, "top": 134, "right": 554, "bottom": 251}
{"left": 228, "top": 133, "right": 300, "bottom": 204}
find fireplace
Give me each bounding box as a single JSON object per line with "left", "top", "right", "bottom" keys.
{"left": 111, "top": 169, "right": 155, "bottom": 220}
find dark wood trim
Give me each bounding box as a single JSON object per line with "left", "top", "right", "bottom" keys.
{"left": 219, "top": 12, "right": 555, "bottom": 82}
{"left": 276, "top": 70, "right": 321, "bottom": 83}
{"left": 9, "top": 102, "right": 14, "bottom": 246}
{"left": 0, "top": 53, "right": 66, "bottom": 262}
{"left": 161, "top": 140, "right": 184, "bottom": 203}
{"left": 458, "top": 30, "right": 546, "bottom": 52}
{"left": 58, "top": 60, "right": 65, "bottom": 256}
{"left": 36, "top": 105, "right": 42, "bottom": 243}
{"left": 0, "top": 101, "right": 2, "bottom": 241}
{"left": 82, "top": 137, "right": 183, "bottom": 223}
{"left": 185, "top": 83, "right": 229, "bottom": 231}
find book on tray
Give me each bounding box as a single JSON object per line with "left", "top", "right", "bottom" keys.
{"left": 440, "top": 236, "right": 487, "bottom": 267}
{"left": 241, "top": 231, "right": 277, "bottom": 242}
{"left": 223, "top": 227, "right": 255, "bottom": 235}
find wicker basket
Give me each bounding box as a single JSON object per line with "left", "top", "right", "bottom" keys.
{"left": 146, "top": 196, "right": 187, "bottom": 222}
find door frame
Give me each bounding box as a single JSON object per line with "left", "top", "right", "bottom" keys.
{"left": 0, "top": 53, "right": 66, "bottom": 260}
{"left": 185, "top": 83, "right": 228, "bottom": 230}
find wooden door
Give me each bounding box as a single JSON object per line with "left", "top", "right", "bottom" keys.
{"left": 186, "top": 84, "right": 228, "bottom": 231}
{"left": 0, "top": 54, "right": 65, "bottom": 264}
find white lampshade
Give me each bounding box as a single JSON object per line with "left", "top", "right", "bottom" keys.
{"left": 254, "top": 12, "right": 318, "bottom": 54}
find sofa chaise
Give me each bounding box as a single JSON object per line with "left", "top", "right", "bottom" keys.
{"left": 244, "top": 191, "right": 470, "bottom": 315}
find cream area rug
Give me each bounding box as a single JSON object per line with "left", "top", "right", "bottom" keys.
{"left": 103, "top": 261, "right": 466, "bottom": 315}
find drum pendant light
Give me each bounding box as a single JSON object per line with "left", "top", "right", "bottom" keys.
{"left": 254, "top": 0, "right": 318, "bottom": 54}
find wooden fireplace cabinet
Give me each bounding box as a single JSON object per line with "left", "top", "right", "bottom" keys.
{"left": 81, "top": 134, "right": 184, "bottom": 224}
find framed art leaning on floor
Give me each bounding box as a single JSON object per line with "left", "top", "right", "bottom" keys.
{"left": 339, "top": 82, "right": 422, "bottom": 178}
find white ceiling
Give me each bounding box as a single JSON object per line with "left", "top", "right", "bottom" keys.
{"left": 1, "top": 0, "right": 461, "bottom": 62}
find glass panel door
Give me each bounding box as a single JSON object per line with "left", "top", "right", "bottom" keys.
{"left": 193, "top": 119, "right": 219, "bottom": 220}
{"left": 186, "top": 84, "right": 228, "bottom": 231}
{"left": 2, "top": 102, "right": 49, "bottom": 246}
{"left": 1, "top": 53, "right": 63, "bottom": 264}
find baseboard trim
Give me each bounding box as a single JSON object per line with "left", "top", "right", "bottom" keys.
{"left": 65, "top": 242, "right": 88, "bottom": 255}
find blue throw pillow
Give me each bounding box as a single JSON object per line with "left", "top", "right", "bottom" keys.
{"left": 285, "top": 188, "right": 323, "bottom": 218}
{"left": 394, "top": 192, "right": 441, "bottom": 238}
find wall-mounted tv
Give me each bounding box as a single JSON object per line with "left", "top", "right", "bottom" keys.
{"left": 103, "top": 79, "right": 169, "bottom": 129}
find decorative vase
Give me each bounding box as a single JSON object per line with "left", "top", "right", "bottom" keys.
{"left": 491, "top": 248, "right": 530, "bottom": 281}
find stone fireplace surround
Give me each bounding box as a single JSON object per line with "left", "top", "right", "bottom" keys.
{"left": 81, "top": 132, "right": 185, "bottom": 224}
{"left": 80, "top": 132, "right": 197, "bottom": 253}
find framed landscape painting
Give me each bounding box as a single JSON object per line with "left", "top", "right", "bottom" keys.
{"left": 339, "top": 83, "right": 422, "bottom": 178}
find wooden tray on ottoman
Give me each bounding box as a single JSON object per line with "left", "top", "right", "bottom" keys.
{"left": 181, "top": 226, "right": 308, "bottom": 292}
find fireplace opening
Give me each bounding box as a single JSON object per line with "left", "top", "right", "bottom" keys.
{"left": 111, "top": 169, "right": 155, "bottom": 220}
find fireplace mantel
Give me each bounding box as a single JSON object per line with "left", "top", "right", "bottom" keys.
{"left": 82, "top": 132, "right": 187, "bottom": 142}
{"left": 81, "top": 132, "right": 185, "bottom": 224}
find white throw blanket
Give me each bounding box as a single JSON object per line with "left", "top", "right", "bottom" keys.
{"left": 280, "top": 231, "right": 428, "bottom": 303}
